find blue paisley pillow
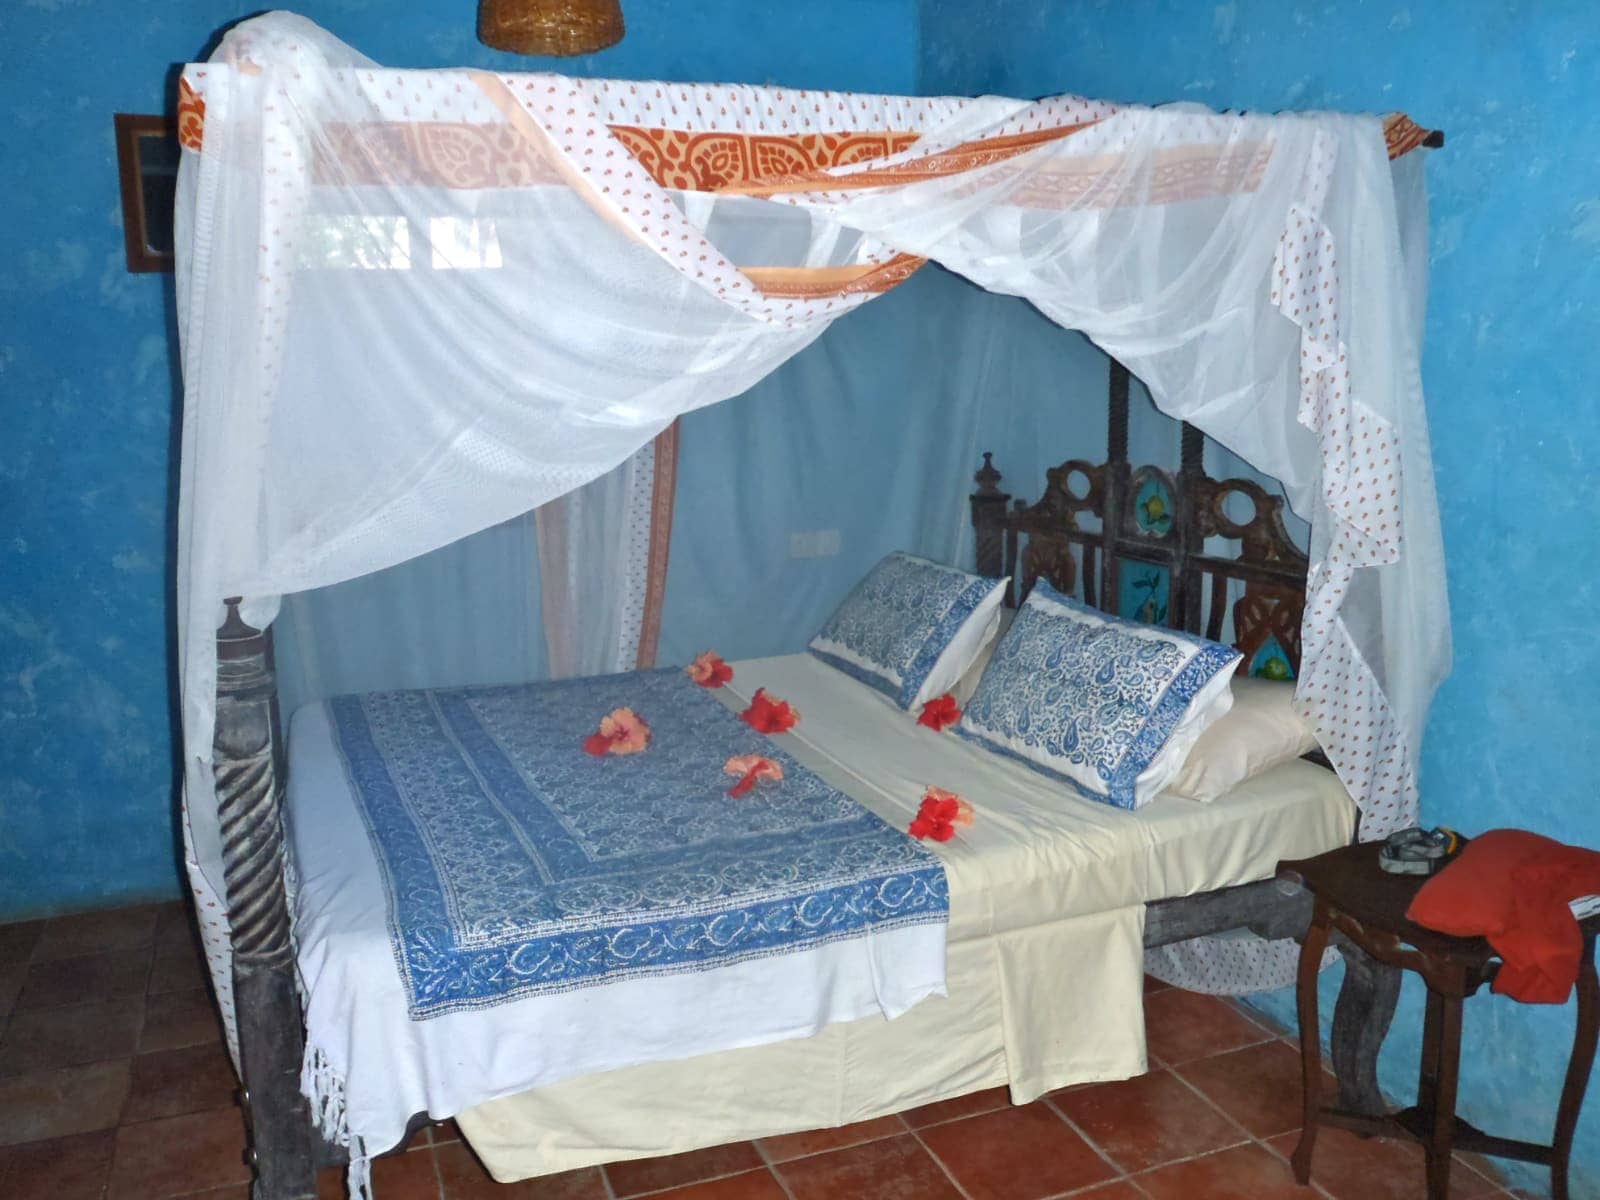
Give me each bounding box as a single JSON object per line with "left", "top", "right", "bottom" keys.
{"left": 810, "top": 552, "right": 1009, "bottom": 711}
{"left": 959, "top": 580, "right": 1241, "bottom": 810}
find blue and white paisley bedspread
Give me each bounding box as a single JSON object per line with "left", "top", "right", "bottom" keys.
{"left": 327, "top": 669, "right": 950, "bottom": 1019}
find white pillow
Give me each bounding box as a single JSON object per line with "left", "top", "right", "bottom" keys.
{"left": 809, "top": 552, "right": 1010, "bottom": 710}
{"left": 958, "top": 580, "right": 1241, "bottom": 810}
{"left": 1165, "top": 677, "right": 1321, "bottom": 802}
{"left": 951, "top": 605, "right": 1015, "bottom": 706}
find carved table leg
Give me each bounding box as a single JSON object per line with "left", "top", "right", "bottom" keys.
{"left": 1330, "top": 932, "right": 1402, "bottom": 1118}
{"left": 1419, "top": 988, "right": 1464, "bottom": 1199}
{"left": 1552, "top": 939, "right": 1599, "bottom": 1200}
{"left": 1417, "top": 986, "right": 1442, "bottom": 1150}
{"left": 1291, "top": 899, "right": 1331, "bottom": 1184}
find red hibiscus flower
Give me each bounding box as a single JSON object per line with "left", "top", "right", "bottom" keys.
{"left": 686, "top": 651, "right": 734, "bottom": 688}
{"left": 582, "top": 707, "right": 651, "bottom": 756}
{"left": 917, "top": 693, "right": 962, "bottom": 732}
{"left": 907, "top": 787, "right": 975, "bottom": 842}
{"left": 740, "top": 688, "right": 800, "bottom": 735}
{"left": 723, "top": 754, "right": 783, "bottom": 797}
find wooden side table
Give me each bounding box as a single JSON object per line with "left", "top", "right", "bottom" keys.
{"left": 1279, "top": 841, "right": 1599, "bottom": 1200}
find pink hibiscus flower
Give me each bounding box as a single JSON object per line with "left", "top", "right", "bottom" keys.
{"left": 582, "top": 707, "right": 651, "bottom": 756}
{"left": 686, "top": 651, "right": 735, "bottom": 688}
{"left": 723, "top": 754, "right": 784, "bottom": 797}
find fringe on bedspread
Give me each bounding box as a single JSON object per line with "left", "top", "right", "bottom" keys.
{"left": 303, "top": 1044, "right": 372, "bottom": 1200}
{"left": 288, "top": 806, "right": 374, "bottom": 1195}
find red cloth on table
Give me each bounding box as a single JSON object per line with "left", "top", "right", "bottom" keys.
{"left": 1406, "top": 829, "right": 1600, "bottom": 1004}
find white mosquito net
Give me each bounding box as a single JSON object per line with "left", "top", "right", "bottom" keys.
{"left": 175, "top": 11, "right": 1449, "bottom": 1050}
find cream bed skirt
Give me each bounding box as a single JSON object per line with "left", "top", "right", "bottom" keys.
{"left": 459, "top": 905, "right": 1147, "bottom": 1180}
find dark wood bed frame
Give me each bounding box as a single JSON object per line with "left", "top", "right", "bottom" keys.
{"left": 211, "top": 362, "right": 1403, "bottom": 1199}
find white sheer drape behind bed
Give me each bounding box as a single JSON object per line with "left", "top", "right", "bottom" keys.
{"left": 274, "top": 511, "right": 545, "bottom": 713}
{"left": 273, "top": 436, "right": 659, "bottom": 711}
{"left": 536, "top": 440, "right": 659, "bottom": 678}
{"left": 175, "top": 12, "right": 1447, "bottom": 1051}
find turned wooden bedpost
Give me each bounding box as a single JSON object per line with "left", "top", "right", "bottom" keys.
{"left": 1174, "top": 422, "right": 1207, "bottom": 635}
{"left": 971, "top": 452, "right": 1011, "bottom": 596}
{"left": 214, "top": 599, "right": 317, "bottom": 1200}
{"left": 1100, "top": 361, "right": 1133, "bottom": 608}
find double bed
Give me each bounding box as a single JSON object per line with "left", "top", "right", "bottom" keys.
{"left": 263, "top": 384, "right": 1370, "bottom": 1188}
{"left": 172, "top": 24, "right": 1448, "bottom": 1197}
{"left": 287, "top": 650, "right": 1353, "bottom": 1180}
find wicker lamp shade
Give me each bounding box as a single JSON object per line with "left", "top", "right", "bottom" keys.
{"left": 477, "top": 0, "right": 624, "bottom": 56}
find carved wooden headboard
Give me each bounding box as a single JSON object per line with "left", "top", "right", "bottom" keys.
{"left": 970, "top": 362, "right": 1309, "bottom": 679}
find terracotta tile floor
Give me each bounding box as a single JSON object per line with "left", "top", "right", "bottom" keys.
{"left": 0, "top": 905, "right": 1533, "bottom": 1200}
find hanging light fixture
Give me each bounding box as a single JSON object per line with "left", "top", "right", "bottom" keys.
{"left": 477, "top": 0, "right": 625, "bottom": 56}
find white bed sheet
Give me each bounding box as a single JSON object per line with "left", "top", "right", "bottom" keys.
{"left": 739, "top": 654, "right": 1353, "bottom": 940}
{"left": 285, "top": 653, "right": 1355, "bottom": 1178}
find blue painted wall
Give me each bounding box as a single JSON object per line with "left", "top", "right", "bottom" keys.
{"left": 0, "top": 0, "right": 918, "bottom": 920}
{"left": 660, "top": 266, "right": 1144, "bottom": 668}
{"left": 922, "top": 2, "right": 1600, "bottom": 1192}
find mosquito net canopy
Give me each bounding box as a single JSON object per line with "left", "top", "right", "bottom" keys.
{"left": 175, "top": 11, "right": 1448, "bottom": 1039}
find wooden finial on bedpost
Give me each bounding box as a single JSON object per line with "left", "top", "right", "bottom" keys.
{"left": 974, "top": 451, "right": 1003, "bottom": 497}
{"left": 971, "top": 453, "right": 1011, "bottom": 581}
{"left": 214, "top": 598, "right": 316, "bottom": 1200}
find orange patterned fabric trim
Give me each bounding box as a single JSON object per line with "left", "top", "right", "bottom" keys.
{"left": 177, "top": 83, "right": 921, "bottom": 193}
{"left": 176, "top": 79, "right": 1436, "bottom": 173}
{"left": 743, "top": 253, "right": 926, "bottom": 298}
{"left": 609, "top": 127, "right": 921, "bottom": 192}
{"left": 718, "top": 123, "right": 1099, "bottom": 196}
{"left": 178, "top": 77, "right": 206, "bottom": 152}
{"left": 1383, "top": 113, "right": 1436, "bottom": 159}
{"left": 635, "top": 420, "right": 678, "bottom": 670}
{"left": 312, "top": 123, "right": 922, "bottom": 191}
{"left": 320, "top": 121, "right": 560, "bottom": 188}
{"left": 288, "top": 122, "right": 1273, "bottom": 212}
{"left": 1010, "top": 141, "right": 1274, "bottom": 209}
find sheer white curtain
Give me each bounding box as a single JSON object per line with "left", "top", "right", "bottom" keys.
{"left": 536, "top": 437, "right": 662, "bottom": 679}
{"left": 274, "top": 511, "right": 545, "bottom": 715}
{"left": 176, "top": 12, "right": 1446, "bottom": 1042}
{"left": 782, "top": 112, "right": 1445, "bottom": 990}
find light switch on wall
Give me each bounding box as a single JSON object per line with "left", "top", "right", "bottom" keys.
{"left": 789, "top": 530, "right": 841, "bottom": 558}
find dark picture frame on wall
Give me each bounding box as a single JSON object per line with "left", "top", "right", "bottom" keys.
{"left": 114, "top": 112, "right": 179, "bottom": 273}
